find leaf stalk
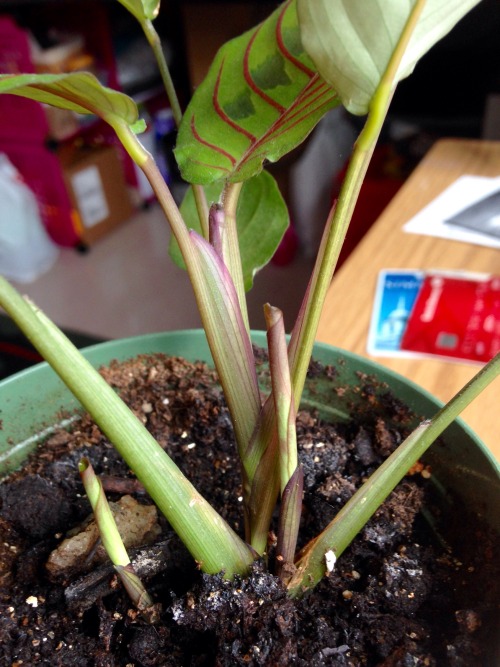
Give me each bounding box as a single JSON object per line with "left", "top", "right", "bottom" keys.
{"left": 140, "top": 17, "right": 209, "bottom": 232}
{"left": 289, "top": 0, "right": 428, "bottom": 410}
{"left": 287, "top": 352, "right": 500, "bottom": 596}
{"left": 0, "top": 276, "right": 255, "bottom": 578}
{"left": 79, "top": 457, "right": 153, "bottom": 611}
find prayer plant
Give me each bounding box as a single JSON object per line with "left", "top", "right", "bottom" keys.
{"left": 0, "top": 0, "right": 498, "bottom": 601}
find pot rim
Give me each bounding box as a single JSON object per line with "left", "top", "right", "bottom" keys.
{"left": 1, "top": 328, "right": 498, "bottom": 481}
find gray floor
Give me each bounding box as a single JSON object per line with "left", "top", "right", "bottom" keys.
{"left": 9, "top": 204, "right": 315, "bottom": 340}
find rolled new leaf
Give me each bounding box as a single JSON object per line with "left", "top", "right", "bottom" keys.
{"left": 78, "top": 457, "right": 153, "bottom": 611}
{"left": 245, "top": 401, "right": 280, "bottom": 553}
{"left": 244, "top": 305, "right": 301, "bottom": 556}
{"left": 264, "top": 304, "right": 298, "bottom": 492}
{"left": 188, "top": 232, "right": 262, "bottom": 469}
{"left": 264, "top": 304, "right": 302, "bottom": 577}
{"left": 276, "top": 465, "right": 303, "bottom": 580}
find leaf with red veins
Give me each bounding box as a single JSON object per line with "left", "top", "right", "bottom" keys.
{"left": 175, "top": 0, "right": 340, "bottom": 185}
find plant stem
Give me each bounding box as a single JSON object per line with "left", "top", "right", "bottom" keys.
{"left": 222, "top": 181, "right": 249, "bottom": 331}
{"left": 276, "top": 465, "right": 303, "bottom": 579}
{"left": 113, "top": 131, "right": 261, "bottom": 466}
{"left": 193, "top": 184, "right": 211, "bottom": 240}
{"left": 79, "top": 457, "right": 132, "bottom": 569}
{"left": 289, "top": 0, "right": 427, "bottom": 410}
{"left": 264, "top": 304, "right": 297, "bottom": 492}
{"left": 141, "top": 18, "right": 209, "bottom": 235}
{"left": 110, "top": 120, "right": 151, "bottom": 167}
{"left": 0, "top": 276, "right": 255, "bottom": 578}
{"left": 287, "top": 351, "right": 500, "bottom": 597}
{"left": 79, "top": 457, "right": 153, "bottom": 611}
{"left": 142, "top": 19, "right": 183, "bottom": 126}
{"left": 142, "top": 155, "right": 194, "bottom": 258}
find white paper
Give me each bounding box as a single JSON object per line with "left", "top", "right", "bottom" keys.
{"left": 70, "top": 165, "right": 109, "bottom": 228}
{"left": 403, "top": 175, "right": 500, "bottom": 249}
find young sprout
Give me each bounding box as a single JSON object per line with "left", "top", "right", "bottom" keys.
{"left": 78, "top": 457, "right": 155, "bottom": 616}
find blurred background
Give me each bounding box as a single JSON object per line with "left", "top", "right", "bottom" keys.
{"left": 0, "top": 0, "right": 499, "bottom": 378}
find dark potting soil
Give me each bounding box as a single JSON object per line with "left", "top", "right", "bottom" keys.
{"left": 0, "top": 352, "right": 498, "bottom": 666}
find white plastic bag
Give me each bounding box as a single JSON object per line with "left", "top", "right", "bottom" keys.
{"left": 0, "top": 153, "right": 59, "bottom": 283}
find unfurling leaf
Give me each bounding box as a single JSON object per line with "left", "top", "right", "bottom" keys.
{"left": 175, "top": 0, "right": 339, "bottom": 184}
{"left": 298, "top": 0, "right": 481, "bottom": 115}
{"left": 170, "top": 171, "right": 289, "bottom": 290}
{"left": 189, "top": 232, "right": 262, "bottom": 458}
{"left": 264, "top": 304, "right": 297, "bottom": 491}
{"left": 264, "top": 305, "right": 302, "bottom": 578}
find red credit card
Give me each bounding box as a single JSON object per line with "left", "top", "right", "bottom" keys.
{"left": 401, "top": 273, "right": 500, "bottom": 363}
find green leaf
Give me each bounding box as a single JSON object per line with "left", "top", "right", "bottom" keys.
{"left": 170, "top": 171, "right": 289, "bottom": 290}
{"left": 175, "top": 0, "right": 339, "bottom": 184}
{"left": 0, "top": 72, "right": 140, "bottom": 127}
{"left": 116, "top": 0, "right": 160, "bottom": 21}
{"left": 298, "top": 0, "right": 481, "bottom": 116}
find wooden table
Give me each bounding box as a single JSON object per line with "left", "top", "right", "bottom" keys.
{"left": 317, "top": 139, "right": 500, "bottom": 460}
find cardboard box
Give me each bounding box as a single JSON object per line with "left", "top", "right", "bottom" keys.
{"left": 60, "top": 145, "right": 134, "bottom": 245}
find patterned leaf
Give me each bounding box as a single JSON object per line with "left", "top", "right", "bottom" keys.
{"left": 298, "top": 0, "right": 481, "bottom": 115}
{"left": 175, "top": 0, "right": 339, "bottom": 184}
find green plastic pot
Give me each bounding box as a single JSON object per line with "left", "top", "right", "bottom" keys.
{"left": 0, "top": 330, "right": 499, "bottom": 661}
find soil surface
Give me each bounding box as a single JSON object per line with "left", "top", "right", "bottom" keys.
{"left": 0, "top": 352, "right": 498, "bottom": 666}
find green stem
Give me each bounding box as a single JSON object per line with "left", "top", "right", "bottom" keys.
{"left": 142, "top": 18, "right": 183, "bottom": 126}
{"left": 193, "top": 184, "right": 210, "bottom": 239}
{"left": 222, "top": 181, "right": 249, "bottom": 331}
{"left": 0, "top": 276, "right": 255, "bottom": 578}
{"left": 141, "top": 18, "right": 209, "bottom": 235}
{"left": 79, "top": 457, "right": 153, "bottom": 610}
{"left": 115, "top": 135, "right": 260, "bottom": 465}
{"left": 289, "top": 0, "right": 427, "bottom": 410}
{"left": 142, "top": 155, "right": 194, "bottom": 259}
{"left": 287, "top": 352, "right": 500, "bottom": 597}
{"left": 111, "top": 119, "right": 151, "bottom": 166}
{"left": 79, "top": 457, "right": 132, "bottom": 568}
{"left": 264, "top": 304, "right": 297, "bottom": 492}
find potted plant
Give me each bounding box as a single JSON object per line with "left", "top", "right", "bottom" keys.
{"left": 0, "top": 0, "right": 498, "bottom": 664}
